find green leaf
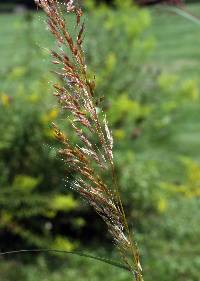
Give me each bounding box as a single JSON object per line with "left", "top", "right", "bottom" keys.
{"left": 12, "top": 175, "right": 41, "bottom": 192}
{"left": 0, "top": 249, "right": 130, "bottom": 272}
{"left": 51, "top": 195, "right": 79, "bottom": 211}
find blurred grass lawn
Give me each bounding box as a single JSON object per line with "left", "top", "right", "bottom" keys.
{"left": 149, "top": 4, "right": 200, "bottom": 160}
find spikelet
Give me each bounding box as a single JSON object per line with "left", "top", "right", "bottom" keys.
{"left": 35, "top": 1, "right": 143, "bottom": 280}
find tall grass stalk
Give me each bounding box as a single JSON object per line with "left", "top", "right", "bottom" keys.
{"left": 35, "top": 1, "right": 143, "bottom": 280}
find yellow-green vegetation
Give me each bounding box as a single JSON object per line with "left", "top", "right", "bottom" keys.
{"left": 0, "top": 1, "right": 200, "bottom": 280}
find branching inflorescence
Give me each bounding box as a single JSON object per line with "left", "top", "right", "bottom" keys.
{"left": 35, "top": 0, "right": 143, "bottom": 280}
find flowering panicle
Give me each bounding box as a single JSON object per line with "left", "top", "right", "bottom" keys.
{"left": 36, "top": 1, "right": 143, "bottom": 280}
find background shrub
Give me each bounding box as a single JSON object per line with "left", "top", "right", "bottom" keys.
{"left": 1, "top": 0, "right": 200, "bottom": 280}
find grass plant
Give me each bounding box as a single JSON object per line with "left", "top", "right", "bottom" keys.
{"left": 35, "top": 0, "right": 143, "bottom": 280}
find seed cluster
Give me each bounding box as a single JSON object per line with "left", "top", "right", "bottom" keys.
{"left": 36, "top": 1, "right": 143, "bottom": 280}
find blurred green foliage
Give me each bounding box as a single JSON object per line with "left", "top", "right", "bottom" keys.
{"left": 0, "top": 40, "right": 79, "bottom": 251}
{"left": 0, "top": 1, "right": 200, "bottom": 280}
